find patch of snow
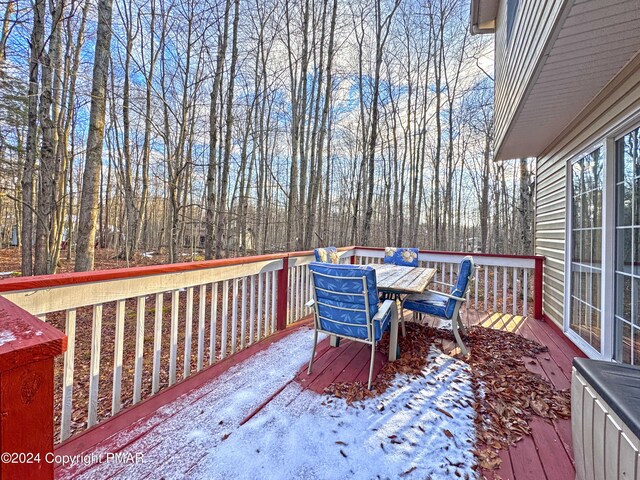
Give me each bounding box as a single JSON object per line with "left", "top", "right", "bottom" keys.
{"left": 191, "top": 347, "right": 477, "bottom": 480}
{"left": 0, "top": 330, "right": 16, "bottom": 346}
{"left": 67, "top": 330, "right": 477, "bottom": 480}
{"left": 68, "top": 328, "right": 325, "bottom": 479}
{"left": 142, "top": 251, "right": 156, "bottom": 258}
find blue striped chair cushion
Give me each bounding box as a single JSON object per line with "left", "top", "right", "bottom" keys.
{"left": 403, "top": 257, "right": 474, "bottom": 319}
{"left": 309, "top": 262, "right": 389, "bottom": 341}
{"left": 403, "top": 291, "right": 450, "bottom": 319}
{"left": 318, "top": 306, "right": 391, "bottom": 341}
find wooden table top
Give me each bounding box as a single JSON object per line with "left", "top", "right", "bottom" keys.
{"left": 370, "top": 263, "right": 437, "bottom": 294}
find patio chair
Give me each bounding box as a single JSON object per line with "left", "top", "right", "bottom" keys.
{"left": 314, "top": 246, "right": 340, "bottom": 264}
{"left": 383, "top": 247, "right": 419, "bottom": 267}
{"left": 382, "top": 246, "right": 419, "bottom": 335}
{"left": 401, "top": 256, "right": 474, "bottom": 355}
{"left": 306, "top": 262, "right": 399, "bottom": 390}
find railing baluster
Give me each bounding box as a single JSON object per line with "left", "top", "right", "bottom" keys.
{"left": 169, "top": 290, "right": 179, "bottom": 385}
{"left": 257, "top": 273, "right": 263, "bottom": 340}
{"left": 484, "top": 266, "right": 489, "bottom": 312}
{"left": 512, "top": 268, "right": 518, "bottom": 315}
{"left": 264, "top": 271, "right": 271, "bottom": 335}
{"left": 60, "top": 308, "right": 76, "bottom": 442}
{"left": 502, "top": 268, "right": 508, "bottom": 313}
{"left": 271, "top": 270, "right": 277, "bottom": 333}
{"left": 241, "top": 277, "right": 247, "bottom": 349}
{"left": 249, "top": 275, "right": 256, "bottom": 344}
{"left": 88, "top": 304, "right": 103, "bottom": 428}
{"left": 221, "top": 280, "right": 229, "bottom": 359}
{"left": 493, "top": 266, "right": 497, "bottom": 312}
{"left": 292, "top": 265, "right": 298, "bottom": 322}
{"left": 523, "top": 269, "right": 529, "bottom": 317}
{"left": 474, "top": 267, "right": 479, "bottom": 310}
{"left": 307, "top": 265, "right": 312, "bottom": 312}
{"left": 184, "top": 287, "right": 194, "bottom": 378}
{"left": 231, "top": 279, "right": 238, "bottom": 355}
{"left": 197, "top": 285, "right": 206, "bottom": 371}
{"left": 152, "top": 293, "right": 163, "bottom": 394}
{"left": 210, "top": 282, "right": 218, "bottom": 365}
{"left": 133, "top": 295, "right": 145, "bottom": 404}
{"left": 293, "top": 267, "right": 302, "bottom": 321}
{"left": 449, "top": 263, "right": 454, "bottom": 287}
{"left": 295, "top": 265, "right": 299, "bottom": 320}
{"left": 112, "top": 300, "right": 125, "bottom": 414}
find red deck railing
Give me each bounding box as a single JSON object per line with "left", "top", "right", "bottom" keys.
{"left": 0, "top": 246, "right": 544, "bottom": 477}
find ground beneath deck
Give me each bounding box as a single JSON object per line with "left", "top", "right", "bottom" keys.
{"left": 55, "top": 310, "right": 584, "bottom": 480}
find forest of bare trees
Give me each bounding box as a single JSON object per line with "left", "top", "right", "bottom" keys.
{"left": 0, "top": 0, "right": 534, "bottom": 275}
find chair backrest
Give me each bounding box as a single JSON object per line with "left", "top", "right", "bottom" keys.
{"left": 445, "top": 256, "right": 475, "bottom": 318}
{"left": 383, "top": 247, "right": 419, "bottom": 267}
{"left": 314, "top": 246, "right": 340, "bottom": 264}
{"left": 308, "top": 262, "right": 379, "bottom": 341}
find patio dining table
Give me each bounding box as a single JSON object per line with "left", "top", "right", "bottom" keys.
{"left": 370, "top": 263, "right": 437, "bottom": 295}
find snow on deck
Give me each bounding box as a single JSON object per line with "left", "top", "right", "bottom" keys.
{"left": 64, "top": 329, "right": 477, "bottom": 480}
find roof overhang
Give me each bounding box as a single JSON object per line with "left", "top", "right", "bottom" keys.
{"left": 470, "top": 0, "right": 498, "bottom": 35}
{"left": 495, "top": 0, "right": 640, "bottom": 160}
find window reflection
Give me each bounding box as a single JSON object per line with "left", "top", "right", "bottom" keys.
{"left": 615, "top": 127, "right": 640, "bottom": 365}
{"left": 570, "top": 147, "right": 603, "bottom": 352}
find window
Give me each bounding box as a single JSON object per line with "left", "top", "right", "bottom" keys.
{"left": 506, "top": 0, "right": 520, "bottom": 44}
{"left": 614, "top": 127, "right": 640, "bottom": 364}
{"left": 569, "top": 147, "right": 604, "bottom": 351}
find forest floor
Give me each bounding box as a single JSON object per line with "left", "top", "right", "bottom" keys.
{"left": 0, "top": 247, "right": 172, "bottom": 278}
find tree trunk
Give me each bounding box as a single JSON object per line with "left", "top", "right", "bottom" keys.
{"left": 75, "top": 0, "right": 114, "bottom": 271}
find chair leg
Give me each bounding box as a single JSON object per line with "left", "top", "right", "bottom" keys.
{"left": 307, "top": 329, "right": 318, "bottom": 374}
{"left": 458, "top": 314, "right": 468, "bottom": 336}
{"left": 452, "top": 314, "right": 468, "bottom": 356}
{"left": 367, "top": 342, "right": 376, "bottom": 390}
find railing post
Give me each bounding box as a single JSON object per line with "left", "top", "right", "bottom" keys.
{"left": 276, "top": 257, "right": 289, "bottom": 330}
{"left": 0, "top": 297, "right": 67, "bottom": 479}
{"left": 533, "top": 256, "right": 544, "bottom": 320}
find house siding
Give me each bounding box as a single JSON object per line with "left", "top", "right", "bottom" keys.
{"left": 493, "top": 0, "right": 567, "bottom": 158}
{"left": 535, "top": 53, "right": 640, "bottom": 329}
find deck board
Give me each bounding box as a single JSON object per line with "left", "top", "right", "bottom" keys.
{"left": 56, "top": 310, "right": 585, "bottom": 480}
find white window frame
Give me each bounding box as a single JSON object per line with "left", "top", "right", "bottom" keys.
{"left": 610, "top": 122, "right": 640, "bottom": 364}
{"left": 564, "top": 142, "right": 606, "bottom": 360}
{"left": 563, "top": 115, "right": 640, "bottom": 362}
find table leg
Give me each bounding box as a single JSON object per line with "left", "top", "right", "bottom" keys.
{"left": 388, "top": 304, "right": 399, "bottom": 361}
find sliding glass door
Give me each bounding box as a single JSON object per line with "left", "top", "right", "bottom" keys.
{"left": 569, "top": 147, "right": 604, "bottom": 352}
{"left": 615, "top": 127, "right": 640, "bottom": 364}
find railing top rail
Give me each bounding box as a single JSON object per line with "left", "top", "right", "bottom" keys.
{"left": 0, "top": 246, "right": 357, "bottom": 293}
{"left": 354, "top": 246, "right": 545, "bottom": 262}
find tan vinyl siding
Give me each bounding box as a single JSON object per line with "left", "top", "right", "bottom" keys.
{"left": 493, "top": 0, "right": 568, "bottom": 157}
{"left": 535, "top": 53, "right": 640, "bottom": 329}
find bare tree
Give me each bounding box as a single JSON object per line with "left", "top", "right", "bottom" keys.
{"left": 75, "top": 0, "right": 114, "bottom": 271}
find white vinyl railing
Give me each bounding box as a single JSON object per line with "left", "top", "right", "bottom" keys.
{"left": 1, "top": 255, "right": 285, "bottom": 443}
{"left": 0, "top": 246, "right": 542, "bottom": 445}
{"left": 354, "top": 247, "right": 538, "bottom": 317}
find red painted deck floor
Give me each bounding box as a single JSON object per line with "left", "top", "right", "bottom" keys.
{"left": 294, "top": 310, "right": 584, "bottom": 480}
{"left": 55, "top": 310, "right": 584, "bottom": 480}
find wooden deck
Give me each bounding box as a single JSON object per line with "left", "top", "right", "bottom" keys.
{"left": 55, "top": 310, "right": 585, "bottom": 480}
{"left": 296, "top": 310, "right": 585, "bottom": 480}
